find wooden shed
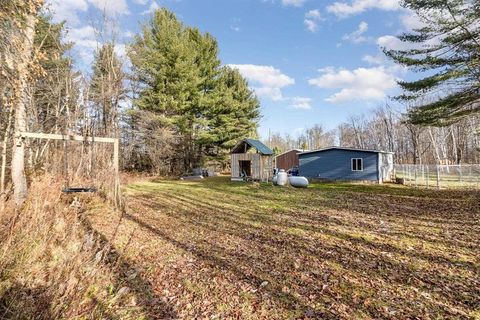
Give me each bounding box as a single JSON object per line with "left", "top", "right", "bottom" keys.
{"left": 275, "top": 149, "right": 307, "bottom": 171}
{"left": 231, "top": 139, "right": 274, "bottom": 181}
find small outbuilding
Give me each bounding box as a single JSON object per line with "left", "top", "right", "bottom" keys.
{"left": 299, "top": 147, "right": 394, "bottom": 183}
{"left": 275, "top": 149, "right": 307, "bottom": 171}
{"left": 231, "top": 139, "right": 274, "bottom": 181}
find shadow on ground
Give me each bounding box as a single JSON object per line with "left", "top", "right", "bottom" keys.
{"left": 99, "top": 177, "right": 479, "bottom": 319}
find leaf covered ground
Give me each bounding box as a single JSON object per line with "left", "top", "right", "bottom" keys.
{"left": 87, "top": 177, "right": 480, "bottom": 319}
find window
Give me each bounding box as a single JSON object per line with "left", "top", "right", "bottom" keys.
{"left": 351, "top": 158, "right": 363, "bottom": 171}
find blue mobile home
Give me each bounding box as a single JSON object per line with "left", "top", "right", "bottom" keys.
{"left": 298, "top": 147, "right": 394, "bottom": 183}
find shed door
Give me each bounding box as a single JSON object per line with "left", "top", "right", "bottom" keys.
{"left": 239, "top": 160, "right": 251, "bottom": 177}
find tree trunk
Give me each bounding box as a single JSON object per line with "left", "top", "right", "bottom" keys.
{"left": 428, "top": 127, "right": 441, "bottom": 164}
{"left": 11, "top": 14, "right": 36, "bottom": 205}
{"left": 1, "top": 104, "right": 14, "bottom": 194}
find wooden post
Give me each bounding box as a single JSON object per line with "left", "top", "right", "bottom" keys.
{"left": 19, "top": 132, "right": 121, "bottom": 207}
{"left": 113, "top": 138, "right": 121, "bottom": 208}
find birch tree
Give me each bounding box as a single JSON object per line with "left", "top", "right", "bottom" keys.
{"left": 1, "top": 0, "right": 44, "bottom": 205}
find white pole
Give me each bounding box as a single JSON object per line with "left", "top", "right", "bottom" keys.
{"left": 414, "top": 165, "right": 418, "bottom": 188}
{"left": 436, "top": 164, "right": 440, "bottom": 190}
{"left": 426, "top": 165, "right": 429, "bottom": 189}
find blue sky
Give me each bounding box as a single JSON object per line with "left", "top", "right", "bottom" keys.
{"left": 46, "top": 0, "right": 423, "bottom": 139}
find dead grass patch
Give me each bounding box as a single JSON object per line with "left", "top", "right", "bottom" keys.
{"left": 86, "top": 177, "right": 479, "bottom": 319}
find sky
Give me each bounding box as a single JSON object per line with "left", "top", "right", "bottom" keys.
{"left": 45, "top": 0, "right": 425, "bottom": 139}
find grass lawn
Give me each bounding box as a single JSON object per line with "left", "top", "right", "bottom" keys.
{"left": 87, "top": 177, "right": 480, "bottom": 319}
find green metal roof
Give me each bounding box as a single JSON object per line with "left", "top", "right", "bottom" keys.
{"left": 231, "top": 139, "right": 274, "bottom": 155}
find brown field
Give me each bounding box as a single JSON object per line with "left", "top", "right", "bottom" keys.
{"left": 87, "top": 177, "right": 480, "bottom": 319}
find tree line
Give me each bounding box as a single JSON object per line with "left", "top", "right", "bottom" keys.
{"left": 1, "top": 2, "right": 259, "bottom": 204}
{"left": 267, "top": 105, "right": 480, "bottom": 165}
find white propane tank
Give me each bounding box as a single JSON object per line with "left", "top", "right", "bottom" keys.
{"left": 277, "top": 169, "right": 288, "bottom": 186}
{"left": 289, "top": 176, "right": 309, "bottom": 188}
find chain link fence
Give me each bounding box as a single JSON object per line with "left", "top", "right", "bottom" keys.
{"left": 394, "top": 164, "right": 480, "bottom": 189}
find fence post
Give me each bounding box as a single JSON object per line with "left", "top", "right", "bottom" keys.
{"left": 408, "top": 165, "right": 411, "bottom": 186}
{"left": 421, "top": 165, "right": 424, "bottom": 187}
{"left": 436, "top": 164, "right": 440, "bottom": 190}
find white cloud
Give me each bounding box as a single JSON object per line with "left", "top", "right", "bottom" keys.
{"left": 305, "top": 9, "right": 321, "bottom": 19}
{"left": 376, "top": 35, "right": 408, "bottom": 50}
{"left": 304, "top": 9, "right": 323, "bottom": 33}
{"left": 327, "top": 0, "right": 400, "bottom": 18}
{"left": 362, "top": 54, "right": 385, "bottom": 65}
{"left": 377, "top": 33, "right": 441, "bottom": 54}
{"left": 255, "top": 87, "right": 284, "bottom": 101}
{"left": 400, "top": 12, "right": 426, "bottom": 30}
{"left": 134, "top": 0, "right": 149, "bottom": 4}
{"left": 228, "top": 64, "right": 295, "bottom": 101}
{"left": 66, "top": 25, "right": 98, "bottom": 49}
{"left": 228, "top": 64, "right": 294, "bottom": 88}
{"left": 342, "top": 21, "right": 369, "bottom": 43}
{"left": 282, "top": 0, "right": 307, "bottom": 7}
{"left": 87, "top": 0, "right": 129, "bottom": 15}
{"left": 291, "top": 97, "right": 312, "bottom": 109}
{"left": 67, "top": 26, "right": 127, "bottom": 67}
{"left": 142, "top": 1, "right": 160, "bottom": 15}
{"left": 304, "top": 19, "right": 318, "bottom": 32}
{"left": 46, "top": 0, "right": 88, "bottom": 25}
{"left": 65, "top": 26, "right": 98, "bottom": 65}
{"left": 308, "top": 66, "right": 398, "bottom": 104}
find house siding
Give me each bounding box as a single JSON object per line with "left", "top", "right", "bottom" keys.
{"left": 276, "top": 150, "right": 301, "bottom": 170}
{"left": 299, "top": 149, "right": 380, "bottom": 181}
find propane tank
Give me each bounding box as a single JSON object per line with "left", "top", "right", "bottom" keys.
{"left": 289, "top": 176, "right": 309, "bottom": 188}
{"left": 276, "top": 169, "right": 288, "bottom": 186}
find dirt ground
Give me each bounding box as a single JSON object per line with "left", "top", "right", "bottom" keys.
{"left": 87, "top": 177, "right": 480, "bottom": 319}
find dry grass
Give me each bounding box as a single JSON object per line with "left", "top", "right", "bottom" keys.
{"left": 85, "top": 177, "right": 480, "bottom": 319}
{"left": 2, "top": 176, "right": 478, "bottom": 319}
{"left": 0, "top": 174, "right": 147, "bottom": 319}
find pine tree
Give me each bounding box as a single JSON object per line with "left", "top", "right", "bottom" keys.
{"left": 199, "top": 66, "right": 260, "bottom": 164}
{"left": 384, "top": 0, "right": 480, "bottom": 126}
{"left": 128, "top": 8, "right": 259, "bottom": 173}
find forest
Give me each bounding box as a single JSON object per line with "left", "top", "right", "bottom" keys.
{"left": 1, "top": 3, "right": 260, "bottom": 205}
{"left": 268, "top": 108, "right": 480, "bottom": 165}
